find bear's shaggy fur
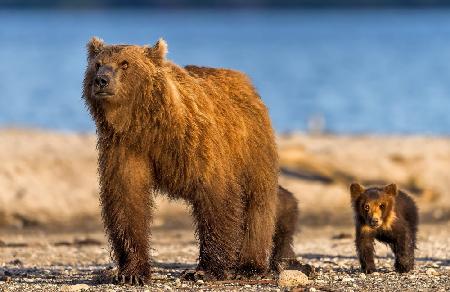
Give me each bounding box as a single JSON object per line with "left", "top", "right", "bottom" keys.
{"left": 83, "top": 37, "right": 299, "bottom": 284}
{"left": 350, "top": 183, "right": 418, "bottom": 274}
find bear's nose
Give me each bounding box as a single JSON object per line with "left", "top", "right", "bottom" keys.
{"left": 95, "top": 75, "right": 110, "bottom": 88}
{"left": 371, "top": 218, "right": 379, "bottom": 225}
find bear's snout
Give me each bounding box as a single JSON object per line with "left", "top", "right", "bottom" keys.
{"left": 95, "top": 75, "right": 110, "bottom": 89}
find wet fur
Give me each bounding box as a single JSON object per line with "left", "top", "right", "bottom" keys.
{"left": 82, "top": 37, "right": 299, "bottom": 282}
{"left": 350, "top": 183, "right": 418, "bottom": 274}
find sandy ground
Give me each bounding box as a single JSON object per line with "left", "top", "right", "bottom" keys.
{"left": 0, "top": 129, "right": 449, "bottom": 229}
{"left": 0, "top": 224, "right": 449, "bottom": 291}
{"left": 0, "top": 129, "right": 449, "bottom": 291}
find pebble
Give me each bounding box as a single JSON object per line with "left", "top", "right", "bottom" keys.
{"left": 426, "top": 268, "right": 439, "bottom": 276}
{"left": 60, "top": 284, "right": 90, "bottom": 291}
{"left": 359, "top": 273, "right": 366, "bottom": 279}
{"left": 196, "top": 279, "right": 204, "bottom": 284}
{"left": 342, "top": 277, "right": 354, "bottom": 282}
{"left": 277, "top": 270, "right": 309, "bottom": 288}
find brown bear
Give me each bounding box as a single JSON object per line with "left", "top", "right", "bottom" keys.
{"left": 82, "top": 37, "right": 300, "bottom": 285}
{"left": 350, "top": 183, "right": 418, "bottom": 274}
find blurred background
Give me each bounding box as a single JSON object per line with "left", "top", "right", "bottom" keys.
{"left": 0, "top": 1, "right": 449, "bottom": 231}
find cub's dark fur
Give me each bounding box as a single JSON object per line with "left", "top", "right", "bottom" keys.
{"left": 350, "top": 183, "right": 418, "bottom": 273}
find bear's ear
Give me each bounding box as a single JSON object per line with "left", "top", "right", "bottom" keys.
{"left": 350, "top": 183, "right": 365, "bottom": 201}
{"left": 87, "top": 37, "right": 104, "bottom": 59}
{"left": 384, "top": 183, "right": 398, "bottom": 196}
{"left": 147, "top": 38, "right": 168, "bottom": 64}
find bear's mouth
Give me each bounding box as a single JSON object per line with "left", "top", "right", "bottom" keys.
{"left": 94, "top": 91, "right": 114, "bottom": 98}
{"left": 369, "top": 222, "right": 381, "bottom": 228}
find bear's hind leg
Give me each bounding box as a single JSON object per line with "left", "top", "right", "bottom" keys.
{"left": 270, "top": 186, "right": 299, "bottom": 271}
{"left": 191, "top": 185, "right": 245, "bottom": 279}
{"left": 238, "top": 181, "right": 278, "bottom": 275}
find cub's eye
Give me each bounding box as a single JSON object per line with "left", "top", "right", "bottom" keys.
{"left": 380, "top": 204, "right": 385, "bottom": 210}
{"left": 364, "top": 204, "right": 370, "bottom": 211}
{"left": 120, "top": 61, "right": 128, "bottom": 70}
{"left": 95, "top": 62, "right": 101, "bottom": 70}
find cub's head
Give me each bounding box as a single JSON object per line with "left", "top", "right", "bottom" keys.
{"left": 350, "top": 183, "right": 397, "bottom": 230}
{"left": 83, "top": 37, "right": 168, "bottom": 106}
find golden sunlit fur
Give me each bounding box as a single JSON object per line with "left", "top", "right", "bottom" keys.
{"left": 83, "top": 37, "right": 299, "bottom": 284}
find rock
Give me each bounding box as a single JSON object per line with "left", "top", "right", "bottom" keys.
{"left": 196, "top": 279, "right": 204, "bottom": 284}
{"left": 60, "top": 284, "right": 90, "bottom": 291}
{"left": 342, "top": 277, "right": 354, "bottom": 282}
{"left": 278, "top": 270, "right": 309, "bottom": 288}
{"left": 426, "top": 268, "right": 439, "bottom": 276}
{"left": 359, "top": 273, "right": 366, "bottom": 279}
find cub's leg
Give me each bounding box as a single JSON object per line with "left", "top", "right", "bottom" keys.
{"left": 270, "top": 186, "right": 298, "bottom": 271}
{"left": 191, "top": 184, "right": 245, "bottom": 279}
{"left": 99, "top": 147, "right": 153, "bottom": 285}
{"left": 392, "top": 231, "right": 415, "bottom": 273}
{"left": 356, "top": 231, "right": 376, "bottom": 273}
{"left": 238, "top": 179, "right": 278, "bottom": 275}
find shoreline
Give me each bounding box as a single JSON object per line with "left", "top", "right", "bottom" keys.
{"left": 1, "top": 128, "right": 449, "bottom": 230}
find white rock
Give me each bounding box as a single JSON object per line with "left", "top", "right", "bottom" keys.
{"left": 426, "top": 268, "right": 439, "bottom": 276}
{"left": 277, "top": 270, "right": 309, "bottom": 288}
{"left": 60, "top": 284, "right": 90, "bottom": 291}
{"left": 196, "top": 279, "right": 204, "bottom": 284}
{"left": 359, "top": 273, "right": 366, "bottom": 279}
{"left": 342, "top": 277, "right": 354, "bottom": 282}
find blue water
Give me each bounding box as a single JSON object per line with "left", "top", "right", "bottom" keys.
{"left": 1, "top": 9, "right": 450, "bottom": 134}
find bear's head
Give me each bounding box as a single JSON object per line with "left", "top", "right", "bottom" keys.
{"left": 350, "top": 183, "right": 397, "bottom": 230}
{"left": 82, "top": 37, "right": 169, "bottom": 132}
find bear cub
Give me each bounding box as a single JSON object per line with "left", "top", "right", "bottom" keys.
{"left": 350, "top": 183, "right": 418, "bottom": 273}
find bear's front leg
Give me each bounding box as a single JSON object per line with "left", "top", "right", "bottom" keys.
{"left": 99, "top": 147, "right": 153, "bottom": 285}
{"left": 392, "top": 232, "right": 414, "bottom": 273}
{"left": 356, "top": 231, "right": 376, "bottom": 273}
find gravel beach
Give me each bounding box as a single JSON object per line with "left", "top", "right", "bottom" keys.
{"left": 1, "top": 224, "right": 448, "bottom": 291}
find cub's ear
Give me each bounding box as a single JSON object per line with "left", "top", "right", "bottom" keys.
{"left": 87, "top": 37, "right": 104, "bottom": 59}
{"left": 147, "top": 38, "right": 168, "bottom": 64}
{"left": 384, "top": 183, "right": 398, "bottom": 196}
{"left": 350, "top": 183, "right": 365, "bottom": 201}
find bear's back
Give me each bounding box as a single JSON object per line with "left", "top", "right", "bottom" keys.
{"left": 184, "top": 65, "right": 260, "bottom": 102}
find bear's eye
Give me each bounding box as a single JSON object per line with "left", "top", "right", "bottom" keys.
{"left": 120, "top": 61, "right": 128, "bottom": 70}
{"left": 364, "top": 204, "right": 370, "bottom": 211}
{"left": 95, "top": 62, "right": 101, "bottom": 70}
{"left": 380, "top": 204, "right": 385, "bottom": 210}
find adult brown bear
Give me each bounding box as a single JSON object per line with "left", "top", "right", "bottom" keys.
{"left": 83, "top": 37, "right": 300, "bottom": 284}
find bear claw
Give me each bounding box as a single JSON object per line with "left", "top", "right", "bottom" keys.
{"left": 114, "top": 274, "right": 147, "bottom": 286}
